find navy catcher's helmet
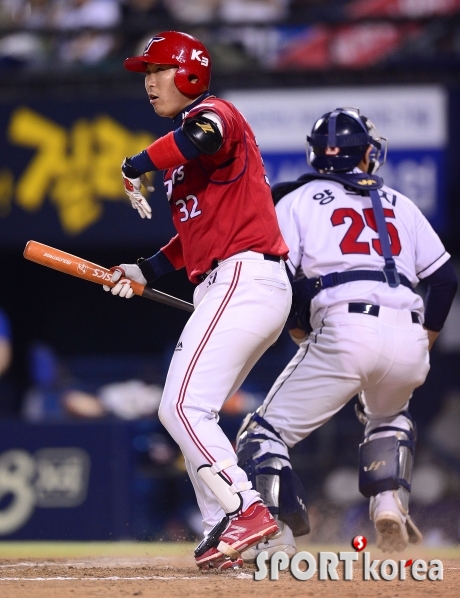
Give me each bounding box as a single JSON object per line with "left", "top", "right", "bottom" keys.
{"left": 124, "top": 31, "right": 211, "bottom": 96}
{"left": 307, "top": 107, "right": 387, "bottom": 173}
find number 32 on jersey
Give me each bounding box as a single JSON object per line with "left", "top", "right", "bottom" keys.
{"left": 164, "top": 166, "right": 202, "bottom": 223}
{"left": 331, "top": 207, "right": 401, "bottom": 256}
{"left": 175, "top": 194, "right": 202, "bottom": 222}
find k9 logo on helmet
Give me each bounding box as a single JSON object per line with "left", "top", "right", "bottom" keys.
{"left": 191, "top": 49, "right": 209, "bottom": 67}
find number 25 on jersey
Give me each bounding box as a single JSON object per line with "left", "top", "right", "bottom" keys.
{"left": 331, "top": 207, "right": 401, "bottom": 256}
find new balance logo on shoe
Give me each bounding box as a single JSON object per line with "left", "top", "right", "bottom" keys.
{"left": 223, "top": 525, "right": 247, "bottom": 542}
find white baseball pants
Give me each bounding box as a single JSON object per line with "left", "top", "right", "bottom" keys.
{"left": 259, "top": 303, "right": 430, "bottom": 447}
{"left": 158, "top": 251, "right": 291, "bottom": 533}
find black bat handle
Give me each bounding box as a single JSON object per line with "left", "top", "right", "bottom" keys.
{"left": 141, "top": 286, "right": 194, "bottom": 312}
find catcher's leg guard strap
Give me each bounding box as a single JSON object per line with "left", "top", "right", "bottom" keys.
{"left": 236, "top": 408, "right": 283, "bottom": 447}
{"left": 197, "top": 459, "right": 251, "bottom": 516}
{"left": 359, "top": 428, "right": 415, "bottom": 498}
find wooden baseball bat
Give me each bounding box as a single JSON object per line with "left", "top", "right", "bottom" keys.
{"left": 23, "top": 240, "right": 194, "bottom": 313}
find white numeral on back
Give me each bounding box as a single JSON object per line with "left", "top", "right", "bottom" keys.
{"left": 176, "top": 194, "right": 202, "bottom": 222}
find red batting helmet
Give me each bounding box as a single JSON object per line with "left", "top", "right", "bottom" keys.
{"left": 124, "top": 31, "right": 211, "bottom": 96}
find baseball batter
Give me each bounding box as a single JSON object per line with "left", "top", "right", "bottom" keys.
{"left": 103, "top": 31, "right": 291, "bottom": 570}
{"left": 236, "top": 107, "right": 458, "bottom": 559}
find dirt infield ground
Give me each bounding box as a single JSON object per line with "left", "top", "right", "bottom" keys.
{"left": 0, "top": 542, "right": 458, "bottom": 598}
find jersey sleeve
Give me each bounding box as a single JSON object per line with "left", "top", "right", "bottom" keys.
{"left": 275, "top": 191, "right": 303, "bottom": 277}
{"left": 143, "top": 102, "right": 231, "bottom": 172}
{"left": 187, "top": 100, "right": 237, "bottom": 148}
{"left": 413, "top": 204, "right": 450, "bottom": 279}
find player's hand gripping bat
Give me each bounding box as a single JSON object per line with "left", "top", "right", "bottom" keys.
{"left": 23, "top": 240, "right": 194, "bottom": 313}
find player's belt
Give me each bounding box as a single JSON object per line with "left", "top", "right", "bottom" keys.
{"left": 301, "top": 270, "right": 414, "bottom": 300}
{"left": 262, "top": 253, "right": 281, "bottom": 263}
{"left": 348, "top": 302, "right": 420, "bottom": 324}
{"left": 198, "top": 253, "right": 281, "bottom": 282}
{"left": 314, "top": 270, "right": 413, "bottom": 292}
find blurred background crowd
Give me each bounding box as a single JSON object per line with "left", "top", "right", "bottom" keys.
{"left": 1, "top": 0, "right": 460, "bottom": 75}
{"left": 1, "top": 0, "right": 460, "bottom": 548}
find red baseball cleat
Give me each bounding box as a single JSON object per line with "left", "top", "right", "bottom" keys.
{"left": 195, "top": 502, "right": 279, "bottom": 570}
{"left": 197, "top": 554, "right": 244, "bottom": 571}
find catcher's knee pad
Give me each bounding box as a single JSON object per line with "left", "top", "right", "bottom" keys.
{"left": 359, "top": 411, "right": 416, "bottom": 508}
{"left": 236, "top": 411, "right": 310, "bottom": 536}
{"left": 197, "top": 459, "right": 252, "bottom": 516}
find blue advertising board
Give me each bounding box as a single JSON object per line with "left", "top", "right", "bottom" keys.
{"left": 0, "top": 420, "right": 136, "bottom": 539}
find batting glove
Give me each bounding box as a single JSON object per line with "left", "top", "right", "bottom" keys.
{"left": 103, "top": 264, "right": 147, "bottom": 299}
{"left": 121, "top": 159, "right": 154, "bottom": 220}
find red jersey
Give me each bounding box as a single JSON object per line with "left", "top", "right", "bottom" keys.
{"left": 161, "top": 97, "right": 288, "bottom": 283}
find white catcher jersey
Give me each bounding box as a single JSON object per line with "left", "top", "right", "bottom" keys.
{"left": 275, "top": 170, "right": 450, "bottom": 325}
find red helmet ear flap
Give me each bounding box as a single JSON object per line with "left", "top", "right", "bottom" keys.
{"left": 174, "top": 65, "right": 209, "bottom": 96}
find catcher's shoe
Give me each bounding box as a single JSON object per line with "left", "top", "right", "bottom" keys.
{"left": 371, "top": 491, "right": 423, "bottom": 553}
{"left": 195, "top": 502, "right": 279, "bottom": 570}
{"left": 374, "top": 510, "right": 409, "bottom": 553}
{"left": 241, "top": 520, "right": 296, "bottom": 563}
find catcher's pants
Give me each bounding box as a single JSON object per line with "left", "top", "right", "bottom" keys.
{"left": 258, "top": 303, "right": 430, "bottom": 448}
{"left": 158, "top": 251, "right": 291, "bottom": 533}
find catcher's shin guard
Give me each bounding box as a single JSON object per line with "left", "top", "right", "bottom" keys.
{"left": 359, "top": 411, "right": 422, "bottom": 550}
{"left": 236, "top": 411, "right": 310, "bottom": 536}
